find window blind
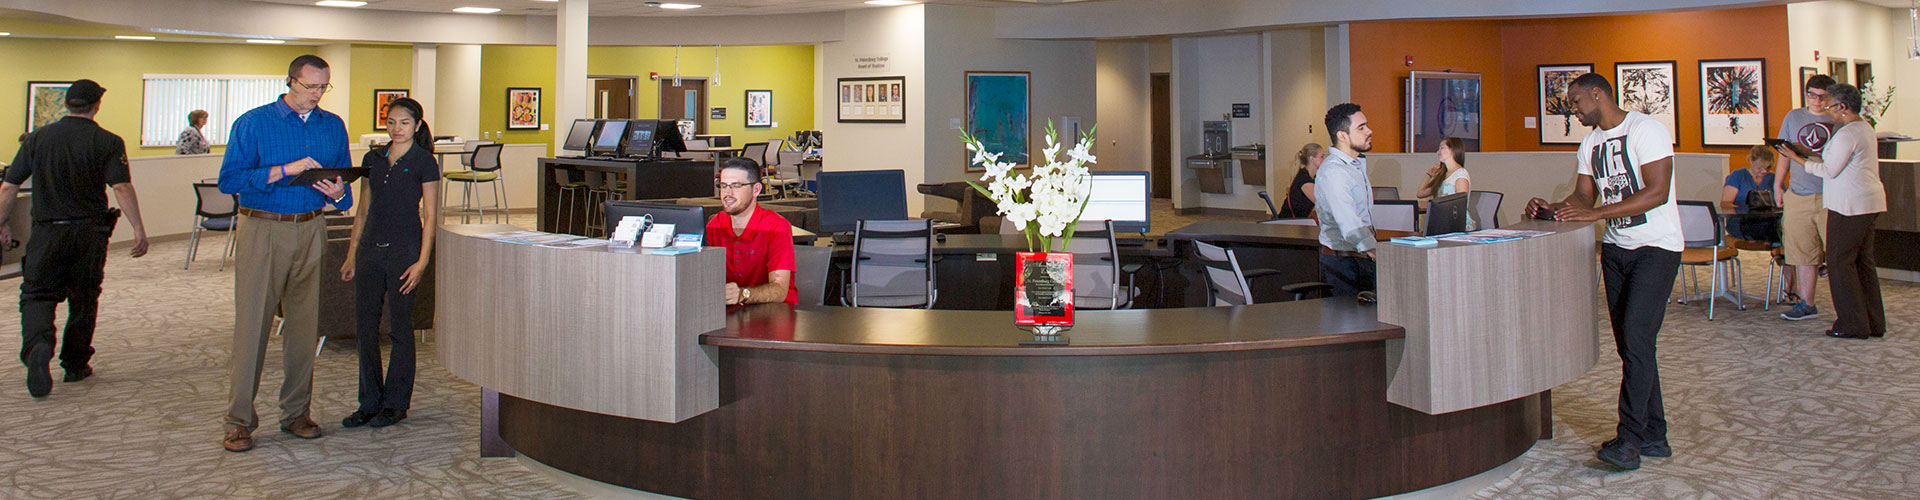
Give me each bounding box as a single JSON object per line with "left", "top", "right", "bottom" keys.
{"left": 140, "top": 75, "right": 285, "bottom": 148}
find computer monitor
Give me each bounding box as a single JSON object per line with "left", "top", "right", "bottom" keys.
{"left": 605, "top": 201, "right": 710, "bottom": 240}
{"left": 1425, "top": 192, "right": 1470, "bottom": 236}
{"left": 1081, "top": 171, "right": 1151, "bottom": 235}
{"left": 649, "top": 119, "right": 688, "bottom": 154}
{"left": 817, "top": 170, "right": 908, "bottom": 234}
{"left": 562, "top": 119, "right": 598, "bottom": 153}
{"left": 624, "top": 125, "right": 657, "bottom": 158}
{"left": 591, "top": 120, "right": 628, "bottom": 156}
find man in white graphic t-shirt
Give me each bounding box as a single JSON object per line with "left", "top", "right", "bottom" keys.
{"left": 1525, "top": 72, "right": 1682, "bottom": 472}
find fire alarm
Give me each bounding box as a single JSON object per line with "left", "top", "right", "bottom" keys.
{"left": 1405, "top": 56, "right": 1414, "bottom": 67}
{"left": 649, "top": 72, "right": 660, "bottom": 80}
{"left": 1814, "top": 50, "right": 1821, "bottom": 61}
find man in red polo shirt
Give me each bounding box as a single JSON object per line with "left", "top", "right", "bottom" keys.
{"left": 706, "top": 158, "right": 798, "bottom": 305}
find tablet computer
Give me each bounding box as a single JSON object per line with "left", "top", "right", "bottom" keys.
{"left": 1763, "top": 138, "right": 1816, "bottom": 158}
{"left": 289, "top": 167, "right": 369, "bottom": 186}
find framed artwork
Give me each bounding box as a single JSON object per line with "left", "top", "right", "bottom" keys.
{"left": 837, "top": 76, "right": 905, "bottom": 123}
{"left": 506, "top": 87, "right": 541, "bottom": 130}
{"left": 1699, "top": 58, "right": 1767, "bottom": 146}
{"left": 1537, "top": 64, "right": 1594, "bottom": 144}
{"left": 745, "top": 89, "right": 772, "bottom": 128}
{"left": 26, "top": 81, "right": 73, "bottom": 133}
{"left": 965, "top": 71, "right": 1031, "bottom": 169}
{"left": 373, "top": 89, "right": 408, "bottom": 131}
{"left": 1799, "top": 67, "right": 1818, "bottom": 108}
{"left": 1614, "top": 61, "right": 1679, "bottom": 146}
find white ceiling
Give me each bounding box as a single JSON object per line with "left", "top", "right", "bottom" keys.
{"left": 245, "top": 0, "right": 1095, "bottom": 17}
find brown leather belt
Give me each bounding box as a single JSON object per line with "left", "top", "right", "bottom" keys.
{"left": 238, "top": 207, "right": 324, "bottom": 223}
{"left": 1319, "top": 246, "right": 1368, "bottom": 258}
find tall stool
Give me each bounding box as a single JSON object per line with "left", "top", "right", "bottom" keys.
{"left": 582, "top": 171, "right": 616, "bottom": 237}
{"left": 443, "top": 144, "right": 507, "bottom": 223}
{"left": 550, "top": 168, "right": 590, "bottom": 235}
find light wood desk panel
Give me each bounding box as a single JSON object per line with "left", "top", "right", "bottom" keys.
{"left": 435, "top": 224, "right": 725, "bottom": 423}
{"left": 1378, "top": 221, "right": 1599, "bottom": 415}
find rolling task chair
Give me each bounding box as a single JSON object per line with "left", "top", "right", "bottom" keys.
{"left": 1191, "top": 241, "right": 1330, "bottom": 305}
{"left": 1067, "top": 220, "right": 1141, "bottom": 309}
{"left": 845, "top": 220, "right": 937, "bottom": 308}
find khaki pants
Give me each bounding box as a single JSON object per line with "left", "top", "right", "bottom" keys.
{"left": 225, "top": 216, "right": 326, "bottom": 430}
{"left": 1781, "top": 191, "right": 1826, "bottom": 267}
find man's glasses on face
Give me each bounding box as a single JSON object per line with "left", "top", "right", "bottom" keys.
{"left": 716, "top": 181, "right": 758, "bottom": 190}
{"left": 294, "top": 81, "right": 334, "bottom": 94}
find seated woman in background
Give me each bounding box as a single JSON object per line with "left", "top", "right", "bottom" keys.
{"left": 1415, "top": 137, "right": 1474, "bottom": 230}
{"left": 1722, "top": 145, "right": 1780, "bottom": 242}
{"left": 1277, "top": 143, "right": 1325, "bottom": 218}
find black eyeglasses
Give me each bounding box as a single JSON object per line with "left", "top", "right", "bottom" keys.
{"left": 716, "top": 181, "right": 758, "bottom": 190}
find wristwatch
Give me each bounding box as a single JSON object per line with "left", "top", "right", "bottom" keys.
{"left": 331, "top": 193, "right": 346, "bottom": 204}
{"left": 740, "top": 287, "right": 752, "bottom": 304}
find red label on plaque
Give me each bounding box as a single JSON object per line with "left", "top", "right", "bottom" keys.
{"left": 1014, "top": 252, "right": 1074, "bottom": 327}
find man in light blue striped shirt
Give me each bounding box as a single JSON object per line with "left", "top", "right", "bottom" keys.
{"left": 1316, "top": 103, "right": 1377, "bottom": 297}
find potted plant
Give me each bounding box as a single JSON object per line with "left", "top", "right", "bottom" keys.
{"left": 964, "top": 121, "right": 1096, "bottom": 342}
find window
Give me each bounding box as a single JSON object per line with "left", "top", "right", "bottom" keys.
{"left": 140, "top": 75, "right": 286, "bottom": 148}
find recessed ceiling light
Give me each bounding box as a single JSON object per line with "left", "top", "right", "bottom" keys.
{"left": 0, "top": 32, "right": 10, "bottom": 37}
{"left": 658, "top": 3, "right": 702, "bottom": 9}
{"left": 864, "top": 0, "right": 916, "bottom": 5}
{"left": 247, "top": 39, "right": 287, "bottom": 44}
{"left": 115, "top": 35, "right": 156, "bottom": 40}
{"left": 315, "top": 0, "right": 367, "bottom": 6}
{"left": 452, "top": 7, "right": 502, "bottom": 13}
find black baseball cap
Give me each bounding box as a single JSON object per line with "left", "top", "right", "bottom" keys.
{"left": 65, "top": 79, "right": 106, "bottom": 107}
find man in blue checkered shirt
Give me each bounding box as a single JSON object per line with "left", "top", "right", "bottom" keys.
{"left": 217, "top": 54, "right": 355, "bottom": 453}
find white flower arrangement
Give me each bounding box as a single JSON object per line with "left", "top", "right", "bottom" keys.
{"left": 964, "top": 121, "right": 1097, "bottom": 253}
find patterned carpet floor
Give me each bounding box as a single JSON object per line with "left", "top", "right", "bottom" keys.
{"left": 0, "top": 211, "right": 1915, "bottom": 499}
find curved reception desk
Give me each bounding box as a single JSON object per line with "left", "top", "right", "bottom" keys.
{"left": 435, "top": 222, "right": 1599, "bottom": 499}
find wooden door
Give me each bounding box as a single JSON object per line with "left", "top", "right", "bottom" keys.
{"left": 593, "top": 78, "right": 635, "bottom": 119}
{"left": 658, "top": 78, "right": 708, "bottom": 135}
{"left": 1150, "top": 73, "right": 1172, "bottom": 199}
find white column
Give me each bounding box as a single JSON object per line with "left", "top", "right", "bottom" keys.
{"left": 438, "top": 44, "right": 483, "bottom": 140}
{"left": 317, "top": 44, "right": 352, "bottom": 127}
{"left": 556, "top": 0, "right": 589, "bottom": 153}
{"left": 1323, "top": 24, "right": 1351, "bottom": 105}
{"left": 412, "top": 44, "right": 439, "bottom": 129}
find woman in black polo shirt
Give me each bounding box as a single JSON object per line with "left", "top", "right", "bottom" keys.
{"left": 338, "top": 97, "right": 439, "bottom": 429}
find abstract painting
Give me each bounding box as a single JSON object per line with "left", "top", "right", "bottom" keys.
{"left": 26, "top": 81, "right": 73, "bottom": 133}
{"left": 1699, "top": 58, "right": 1766, "bottom": 146}
{"left": 506, "top": 87, "right": 540, "bottom": 130}
{"left": 837, "top": 76, "right": 905, "bottom": 123}
{"left": 1537, "top": 64, "right": 1593, "bottom": 144}
{"left": 373, "top": 89, "right": 407, "bottom": 131}
{"left": 745, "top": 89, "right": 772, "bottom": 128}
{"left": 966, "top": 71, "right": 1030, "bottom": 169}
{"left": 1615, "top": 61, "right": 1678, "bottom": 146}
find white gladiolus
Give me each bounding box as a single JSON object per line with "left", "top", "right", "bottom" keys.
{"left": 962, "top": 121, "right": 1098, "bottom": 252}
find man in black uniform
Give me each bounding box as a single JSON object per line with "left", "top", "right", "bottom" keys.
{"left": 0, "top": 79, "right": 150, "bottom": 398}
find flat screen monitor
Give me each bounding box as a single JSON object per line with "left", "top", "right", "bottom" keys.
{"left": 1425, "top": 192, "right": 1470, "bottom": 235}
{"left": 562, "top": 119, "right": 597, "bottom": 153}
{"left": 625, "top": 126, "right": 656, "bottom": 158}
{"left": 817, "top": 170, "right": 907, "bottom": 234}
{"left": 605, "top": 201, "right": 709, "bottom": 240}
{"left": 591, "top": 120, "right": 628, "bottom": 156}
{"left": 1081, "top": 171, "right": 1151, "bottom": 234}
{"left": 651, "top": 119, "right": 688, "bottom": 153}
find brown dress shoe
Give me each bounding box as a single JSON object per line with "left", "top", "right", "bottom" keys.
{"left": 223, "top": 426, "right": 255, "bottom": 453}
{"left": 280, "top": 416, "right": 323, "bottom": 439}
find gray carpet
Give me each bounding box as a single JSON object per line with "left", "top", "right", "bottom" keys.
{"left": 0, "top": 211, "right": 1914, "bottom": 498}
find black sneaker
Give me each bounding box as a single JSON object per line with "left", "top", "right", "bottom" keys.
{"left": 368, "top": 409, "right": 407, "bottom": 428}
{"left": 1597, "top": 438, "right": 1642, "bottom": 470}
{"left": 25, "top": 345, "right": 52, "bottom": 398}
{"left": 1639, "top": 439, "right": 1672, "bottom": 458}
{"left": 63, "top": 366, "right": 92, "bottom": 383}
{"left": 341, "top": 410, "right": 377, "bottom": 428}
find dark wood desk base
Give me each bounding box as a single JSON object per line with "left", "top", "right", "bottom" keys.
{"left": 499, "top": 341, "right": 1546, "bottom": 499}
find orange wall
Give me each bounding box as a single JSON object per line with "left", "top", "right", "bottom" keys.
{"left": 1351, "top": 6, "right": 1791, "bottom": 171}
{"left": 1349, "top": 20, "right": 1507, "bottom": 154}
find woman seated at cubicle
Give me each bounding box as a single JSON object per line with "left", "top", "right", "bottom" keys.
{"left": 1722, "top": 145, "right": 1779, "bottom": 243}
{"left": 338, "top": 97, "right": 440, "bottom": 430}
{"left": 1277, "top": 143, "right": 1325, "bottom": 218}
{"left": 1415, "top": 137, "right": 1474, "bottom": 230}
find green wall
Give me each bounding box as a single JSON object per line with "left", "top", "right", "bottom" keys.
{"left": 480, "top": 44, "right": 816, "bottom": 154}
{"left": 347, "top": 44, "right": 414, "bottom": 140}
{"left": 0, "top": 37, "right": 307, "bottom": 158}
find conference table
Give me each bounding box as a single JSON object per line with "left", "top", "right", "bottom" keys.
{"left": 436, "top": 220, "right": 1602, "bottom": 499}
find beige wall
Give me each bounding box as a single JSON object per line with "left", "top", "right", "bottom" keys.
{"left": 1095, "top": 41, "right": 1152, "bottom": 174}
{"left": 1266, "top": 28, "right": 1328, "bottom": 213}
{"left": 1173, "top": 33, "right": 1266, "bottom": 211}
{"left": 1364, "top": 152, "right": 1730, "bottom": 226}
{"left": 814, "top": 5, "right": 928, "bottom": 213}
{"left": 1789, "top": 1, "right": 1900, "bottom": 136}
